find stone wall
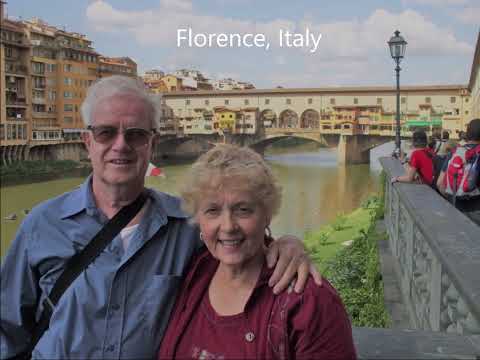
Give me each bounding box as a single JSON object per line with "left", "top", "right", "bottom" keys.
{"left": 380, "top": 157, "right": 480, "bottom": 336}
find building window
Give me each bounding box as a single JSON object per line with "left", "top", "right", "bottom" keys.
{"left": 401, "top": 97, "right": 406, "bottom": 104}
{"left": 425, "top": 97, "right": 431, "bottom": 104}
{"left": 465, "top": 98, "right": 469, "bottom": 103}
{"left": 185, "top": 99, "right": 190, "bottom": 105}
{"left": 64, "top": 104, "right": 74, "bottom": 112}
{"left": 308, "top": 98, "right": 313, "bottom": 105}
{"left": 32, "top": 62, "right": 45, "bottom": 74}
{"left": 353, "top": 98, "right": 358, "bottom": 105}
{"left": 330, "top": 98, "right": 335, "bottom": 105}
{"left": 33, "top": 77, "right": 45, "bottom": 89}
{"left": 46, "top": 63, "right": 57, "bottom": 72}
{"left": 244, "top": 99, "right": 249, "bottom": 105}
{"left": 0, "top": 124, "right": 4, "bottom": 140}
{"left": 265, "top": 99, "right": 270, "bottom": 105}
{"left": 205, "top": 100, "right": 209, "bottom": 106}
{"left": 376, "top": 98, "right": 383, "bottom": 105}
{"left": 465, "top": 110, "right": 469, "bottom": 115}
{"left": 225, "top": 100, "right": 229, "bottom": 105}
{"left": 63, "top": 64, "right": 72, "bottom": 72}
{"left": 450, "top": 97, "right": 456, "bottom": 104}
{"left": 286, "top": 98, "right": 291, "bottom": 105}
{"left": 64, "top": 117, "right": 74, "bottom": 124}
{"left": 64, "top": 91, "right": 73, "bottom": 99}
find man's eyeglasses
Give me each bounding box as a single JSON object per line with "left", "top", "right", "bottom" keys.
{"left": 87, "top": 125, "right": 156, "bottom": 148}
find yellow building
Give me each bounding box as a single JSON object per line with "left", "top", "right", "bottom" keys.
{"left": 146, "top": 79, "right": 168, "bottom": 94}
{"left": 98, "top": 56, "right": 137, "bottom": 78}
{"left": 1, "top": 8, "right": 30, "bottom": 150}
{"left": 214, "top": 107, "right": 238, "bottom": 133}
{"left": 161, "top": 75, "right": 183, "bottom": 92}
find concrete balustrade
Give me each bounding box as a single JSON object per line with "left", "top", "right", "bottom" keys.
{"left": 380, "top": 157, "right": 480, "bottom": 336}
{"left": 353, "top": 327, "right": 480, "bottom": 359}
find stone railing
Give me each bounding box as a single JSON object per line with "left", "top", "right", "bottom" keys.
{"left": 380, "top": 157, "right": 480, "bottom": 336}
{"left": 353, "top": 327, "right": 480, "bottom": 359}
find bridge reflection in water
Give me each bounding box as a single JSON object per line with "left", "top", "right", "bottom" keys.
{"left": 354, "top": 157, "right": 480, "bottom": 359}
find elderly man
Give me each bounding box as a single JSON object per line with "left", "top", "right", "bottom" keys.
{"left": 0, "top": 76, "right": 319, "bottom": 359}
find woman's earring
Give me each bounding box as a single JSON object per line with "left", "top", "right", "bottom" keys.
{"left": 265, "top": 226, "right": 272, "bottom": 240}
{"left": 200, "top": 232, "right": 204, "bottom": 242}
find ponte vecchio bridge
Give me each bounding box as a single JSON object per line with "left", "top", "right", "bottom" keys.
{"left": 158, "top": 84, "right": 470, "bottom": 164}
{"left": 153, "top": 124, "right": 419, "bottom": 165}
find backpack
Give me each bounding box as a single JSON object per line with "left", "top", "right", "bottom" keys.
{"left": 443, "top": 144, "right": 480, "bottom": 200}
{"left": 422, "top": 149, "right": 439, "bottom": 188}
{"left": 431, "top": 153, "right": 446, "bottom": 190}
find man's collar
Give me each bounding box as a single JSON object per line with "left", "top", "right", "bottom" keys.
{"left": 60, "top": 174, "right": 96, "bottom": 219}
{"left": 60, "top": 174, "right": 189, "bottom": 220}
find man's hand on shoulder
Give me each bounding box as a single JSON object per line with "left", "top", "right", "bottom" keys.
{"left": 265, "top": 235, "right": 322, "bottom": 295}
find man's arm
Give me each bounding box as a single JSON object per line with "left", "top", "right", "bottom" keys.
{"left": 392, "top": 164, "right": 417, "bottom": 183}
{"left": 0, "top": 222, "right": 39, "bottom": 358}
{"left": 265, "top": 235, "right": 322, "bottom": 294}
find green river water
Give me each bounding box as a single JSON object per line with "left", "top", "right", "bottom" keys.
{"left": 1, "top": 143, "right": 390, "bottom": 258}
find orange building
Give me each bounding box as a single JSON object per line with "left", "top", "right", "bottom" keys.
{"left": 21, "top": 18, "right": 98, "bottom": 142}
{"left": 0, "top": 6, "right": 30, "bottom": 148}
{"left": 98, "top": 56, "right": 137, "bottom": 78}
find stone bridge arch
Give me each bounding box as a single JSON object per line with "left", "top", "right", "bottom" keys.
{"left": 300, "top": 109, "right": 320, "bottom": 129}
{"left": 153, "top": 135, "right": 215, "bottom": 161}
{"left": 279, "top": 109, "right": 299, "bottom": 128}
{"left": 250, "top": 133, "right": 338, "bottom": 154}
{"left": 260, "top": 109, "right": 277, "bottom": 128}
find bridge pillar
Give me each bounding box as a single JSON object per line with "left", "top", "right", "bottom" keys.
{"left": 337, "top": 135, "right": 370, "bottom": 164}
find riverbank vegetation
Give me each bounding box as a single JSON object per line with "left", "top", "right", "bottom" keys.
{"left": 305, "top": 178, "right": 390, "bottom": 328}
{"left": 0, "top": 160, "right": 90, "bottom": 185}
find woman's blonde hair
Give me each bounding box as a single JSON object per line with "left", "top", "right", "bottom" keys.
{"left": 181, "top": 144, "right": 282, "bottom": 219}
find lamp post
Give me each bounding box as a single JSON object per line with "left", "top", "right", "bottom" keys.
{"left": 388, "top": 30, "right": 407, "bottom": 158}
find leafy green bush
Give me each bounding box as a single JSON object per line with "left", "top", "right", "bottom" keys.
{"left": 318, "top": 231, "right": 330, "bottom": 246}
{"left": 331, "top": 213, "right": 347, "bottom": 231}
{"left": 322, "top": 222, "right": 390, "bottom": 328}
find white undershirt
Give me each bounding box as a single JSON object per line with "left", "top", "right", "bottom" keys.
{"left": 120, "top": 223, "right": 139, "bottom": 251}
{"left": 119, "top": 199, "right": 150, "bottom": 251}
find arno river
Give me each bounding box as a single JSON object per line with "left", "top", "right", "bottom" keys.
{"left": 0, "top": 142, "right": 392, "bottom": 257}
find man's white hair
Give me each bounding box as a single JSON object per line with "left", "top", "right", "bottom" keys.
{"left": 80, "top": 75, "right": 161, "bottom": 128}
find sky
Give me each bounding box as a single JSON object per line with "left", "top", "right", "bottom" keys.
{"left": 5, "top": 0, "right": 480, "bottom": 89}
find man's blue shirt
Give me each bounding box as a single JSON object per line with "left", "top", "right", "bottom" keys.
{"left": 0, "top": 176, "right": 200, "bottom": 359}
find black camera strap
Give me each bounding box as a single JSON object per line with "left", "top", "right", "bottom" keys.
{"left": 12, "top": 192, "right": 148, "bottom": 360}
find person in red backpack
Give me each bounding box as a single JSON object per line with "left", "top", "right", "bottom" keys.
{"left": 391, "top": 130, "right": 434, "bottom": 185}
{"left": 437, "top": 118, "right": 480, "bottom": 225}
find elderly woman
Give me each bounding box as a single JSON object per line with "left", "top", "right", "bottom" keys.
{"left": 158, "top": 145, "right": 356, "bottom": 359}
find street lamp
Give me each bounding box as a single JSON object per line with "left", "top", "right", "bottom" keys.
{"left": 388, "top": 30, "right": 407, "bottom": 158}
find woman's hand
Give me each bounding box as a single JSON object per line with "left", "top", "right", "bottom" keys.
{"left": 266, "top": 235, "right": 322, "bottom": 294}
